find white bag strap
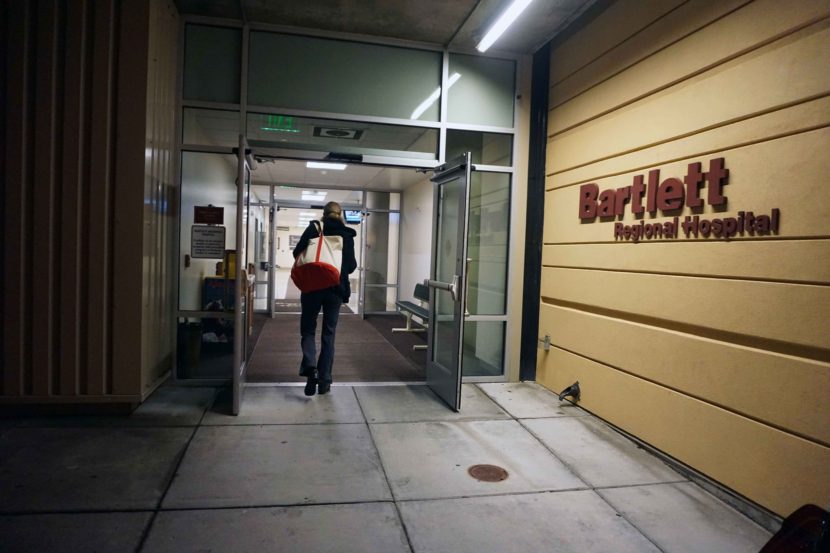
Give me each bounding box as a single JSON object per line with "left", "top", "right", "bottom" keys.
{"left": 312, "top": 220, "right": 324, "bottom": 262}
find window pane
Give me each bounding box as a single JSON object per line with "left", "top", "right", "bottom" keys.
{"left": 184, "top": 25, "right": 241, "bottom": 103}
{"left": 446, "top": 130, "right": 512, "bottom": 166}
{"left": 183, "top": 108, "right": 239, "bottom": 147}
{"left": 249, "top": 32, "right": 442, "bottom": 121}
{"left": 364, "top": 286, "right": 397, "bottom": 312}
{"left": 467, "top": 172, "right": 510, "bottom": 315}
{"left": 448, "top": 54, "right": 515, "bottom": 128}
{"left": 247, "top": 113, "right": 438, "bottom": 162}
{"left": 177, "top": 317, "right": 234, "bottom": 379}
{"left": 364, "top": 208, "right": 399, "bottom": 286}
{"left": 179, "top": 152, "right": 238, "bottom": 311}
{"left": 462, "top": 321, "right": 505, "bottom": 377}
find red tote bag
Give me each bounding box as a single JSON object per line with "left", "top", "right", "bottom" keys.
{"left": 290, "top": 220, "right": 343, "bottom": 293}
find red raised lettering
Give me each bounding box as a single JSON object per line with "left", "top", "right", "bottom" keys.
{"left": 706, "top": 157, "right": 729, "bottom": 206}
{"left": 579, "top": 183, "right": 599, "bottom": 219}
{"left": 598, "top": 189, "right": 616, "bottom": 217}
{"left": 657, "top": 177, "right": 684, "bottom": 210}
{"left": 684, "top": 162, "right": 704, "bottom": 208}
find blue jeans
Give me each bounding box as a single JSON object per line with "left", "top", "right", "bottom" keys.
{"left": 299, "top": 288, "right": 342, "bottom": 384}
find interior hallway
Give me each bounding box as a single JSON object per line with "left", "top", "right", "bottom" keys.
{"left": 0, "top": 382, "right": 771, "bottom": 552}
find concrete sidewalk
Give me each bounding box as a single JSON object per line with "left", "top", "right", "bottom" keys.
{"left": 0, "top": 382, "right": 772, "bottom": 552}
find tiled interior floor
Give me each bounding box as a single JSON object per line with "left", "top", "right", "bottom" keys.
{"left": 0, "top": 382, "right": 773, "bottom": 552}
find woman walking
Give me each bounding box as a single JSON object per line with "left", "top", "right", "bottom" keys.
{"left": 292, "top": 201, "right": 357, "bottom": 396}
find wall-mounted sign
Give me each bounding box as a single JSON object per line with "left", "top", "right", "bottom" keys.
{"left": 194, "top": 205, "right": 224, "bottom": 225}
{"left": 578, "top": 157, "right": 781, "bottom": 243}
{"left": 289, "top": 234, "right": 302, "bottom": 249}
{"left": 192, "top": 225, "right": 226, "bottom": 258}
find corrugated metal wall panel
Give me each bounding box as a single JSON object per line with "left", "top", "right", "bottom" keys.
{"left": 140, "top": 0, "right": 179, "bottom": 392}
{"left": 3, "top": 0, "right": 33, "bottom": 398}
{"left": 58, "top": 0, "right": 88, "bottom": 397}
{"left": 1, "top": 0, "right": 178, "bottom": 403}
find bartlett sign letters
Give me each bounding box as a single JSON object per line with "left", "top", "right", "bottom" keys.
{"left": 578, "top": 157, "right": 780, "bottom": 243}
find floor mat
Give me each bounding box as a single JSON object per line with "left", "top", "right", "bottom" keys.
{"left": 247, "top": 314, "right": 425, "bottom": 382}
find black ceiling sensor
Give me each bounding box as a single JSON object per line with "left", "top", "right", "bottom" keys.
{"left": 325, "top": 152, "right": 363, "bottom": 163}
{"left": 313, "top": 126, "right": 364, "bottom": 140}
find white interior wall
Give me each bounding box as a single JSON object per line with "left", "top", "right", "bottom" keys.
{"left": 400, "top": 176, "right": 433, "bottom": 303}
{"left": 179, "top": 153, "right": 237, "bottom": 311}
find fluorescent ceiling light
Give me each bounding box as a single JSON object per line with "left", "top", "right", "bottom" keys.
{"left": 410, "top": 72, "right": 462, "bottom": 120}
{"left": 301, "top": 190, "right": 327, "bottom": 201}
{"left": 307, "top": 161, "right": 347, "bottom": 170}
{"left": 476, "top": 0, "right": 533, "bottom": 53}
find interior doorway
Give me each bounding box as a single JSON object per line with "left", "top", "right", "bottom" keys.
{"left": 241, "top": 156, "right": 431, "bottom": 385}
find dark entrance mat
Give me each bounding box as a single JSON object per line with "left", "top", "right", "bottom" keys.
{"left": 246, "top": 314, "right": 425, "bottom": 382}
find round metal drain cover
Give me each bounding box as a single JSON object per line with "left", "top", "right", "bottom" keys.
{"left": 468, "top": 464, "right": 509, "bottom": 482}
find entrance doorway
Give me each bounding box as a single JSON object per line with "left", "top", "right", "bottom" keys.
{"left": 245, "top": 163, "right": 407, "bottom": 318}
{"left": 175, "top": 145, "right": 509, "bottom": 414}
{"left": 241, "top": 156, "right": 428, "bottom": 387}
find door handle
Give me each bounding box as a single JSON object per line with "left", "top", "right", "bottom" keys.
{"left": 424, "top": 276, "right": 460, "bottom": 302}
{"left": 464, "top": 257, "right": 471, "bottom": 317}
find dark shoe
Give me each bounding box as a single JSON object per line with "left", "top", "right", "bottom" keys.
{"left": 304, "top": 374, "right": 318, "bottom": 396}
{"left": 318, "top": 381, "right": 331, "bottom": 395}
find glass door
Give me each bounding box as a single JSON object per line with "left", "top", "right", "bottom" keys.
{"left": 360, "top": 192, "right": 400, "bottom": 317}
{"left": 249, "top": 185, "right": 274, "bottom": 317}
{"left": 425, "top": 153, "right": 471, "bottom": 411}
{"left": 232, "top": 136, "right": 253, "bottom": 415}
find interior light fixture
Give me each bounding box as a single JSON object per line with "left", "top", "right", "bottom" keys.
{"left": 410, "top": 72, "right": 462, "bottom": 120}
{"left": 301, "top": 190, "right": 327, "bottom": 201}
{"left": 476, "top": 0, "right": 533, "bottom": 53}
{"left": 307, "top": 161, "right": 347, "bottom": 170}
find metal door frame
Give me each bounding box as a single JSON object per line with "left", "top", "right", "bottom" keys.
{"left": 232, "top": 135, "right": 255, "bottom": 415}
{"left": 425, "top": 153, "right": 471, "bottom": 411}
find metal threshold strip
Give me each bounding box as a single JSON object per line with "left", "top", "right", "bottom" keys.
{"left": 245, "top": 381, "right": 428, "bottom": 387}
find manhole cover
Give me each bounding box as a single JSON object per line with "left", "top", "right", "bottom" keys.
{"left": 468, "top": 464, "right": 509, "bottom": 482}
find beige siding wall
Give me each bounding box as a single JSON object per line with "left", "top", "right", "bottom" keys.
{"left": 2, "top": 0, "right": 179, "bottom": 404}
{"left": 540, "top": 0, "right": 830, "bottom": 516}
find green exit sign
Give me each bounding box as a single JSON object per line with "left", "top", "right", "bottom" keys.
{"left": 261, "top": 115, "right": 300, "bottom": 133}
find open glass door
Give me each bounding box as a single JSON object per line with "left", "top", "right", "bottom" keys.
{"left": 360, "top": 192, "right": 401, "bottom": 318}
{"left": 425, "top": 153, "right": 471, "bottom": 411}
{"left": 232, "top": 136, "right": 253, "bottom": 415}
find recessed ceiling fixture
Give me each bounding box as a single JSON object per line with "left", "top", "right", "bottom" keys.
{"left": 297, "top": 210, "right": 319, "bottom": 226}
{"left": 301, "top": 190, "right": 327, "bottom": 201}
{"left": 305, "top": 161, "right": 346, "bottom": 171}
{"left": 307, "top": 161, "right": 347, "bottom": 170}
{"left": 476, "top": 0, "right": 534, "bottom": 53}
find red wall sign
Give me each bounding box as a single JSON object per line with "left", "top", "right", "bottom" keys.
{"left": 194, "top": 205, "right": 224, "bottom": 225}
{"left": 577, "top": 157, "right": 780, "bottom": 242}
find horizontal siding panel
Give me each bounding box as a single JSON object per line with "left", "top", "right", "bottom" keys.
{"left": 549, "top": 0, "right": 829, "bottom": 134}
{"left": 536, "top": 347, "right": 830, "bottom": 516}
{"left": 542, "top": 240, "right": 830, "bottom": 284}
{"left": 548, "top": 20, "right": 830, "bottom": 171}
{"left": 544, "top": 128, "right": 830, "bottom": 243}
{"left": 550, "top": 0, "right": 750, "bottom": 110}
{"left": 540, "top": 267, "right": 830, "bottom": 351}
{"left": 539, "top": 303, "right": 830, "bottom": 444}
{"left": 549, "top": 0, "right": 684, "bottom": 87}
{"left": 547, "top": 94, "right": 830, "bottom": 187}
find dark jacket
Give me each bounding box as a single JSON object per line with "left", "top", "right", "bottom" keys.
{"left": 293, "top": 217, "right": 358, "bottom": 301}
